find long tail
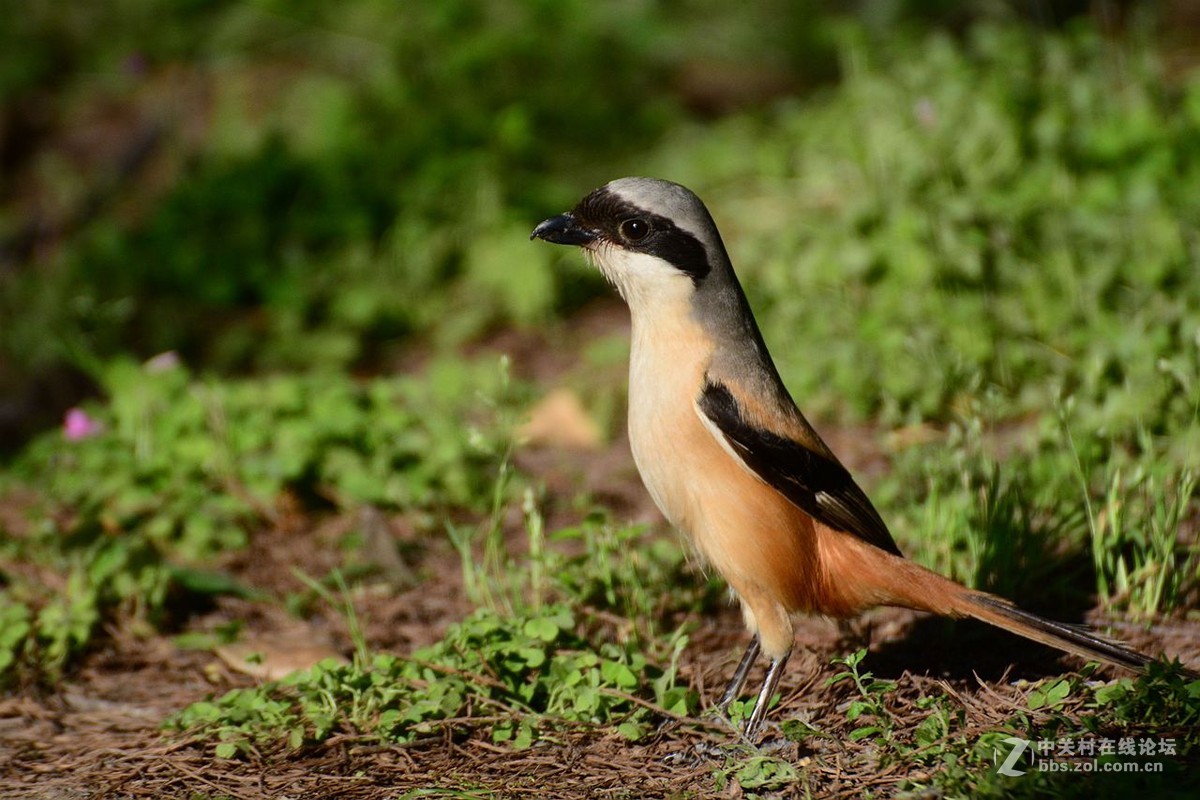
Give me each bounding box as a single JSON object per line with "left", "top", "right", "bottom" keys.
{"left": 960, "top": 592, "right": 1156, "bottom": 673}
{"left": 823, "top": 533, "right": 1193, "bottom": 675}
{"left": 877, "top": 556, "right": 1189, "bottom": 675}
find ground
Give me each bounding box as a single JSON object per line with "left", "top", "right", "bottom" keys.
{"left": 1, "top": 308, "right": 1196, "bottom": 798}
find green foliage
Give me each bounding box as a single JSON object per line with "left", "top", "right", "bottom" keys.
{"left": 4, "top": 10, "right": 1200, "bottom": 793}
{"left": 1092, "top": 660, "right": 1200, "bottom": 730}
{"left": 826, "top": 648, "right": 899, "bottom": 742}
{"left": 804, "top": 654, "right": 1200, "bottom": 799}
{"left": 0, "top": 513, "right": 172, "bottom": 680}
{"left": 550, "top": 517, "right": 698, "bottom": 623}
{"left": 644, "top": 20, "right": 1200, "bottom": 616}
{"left": 713, "top": 754, "right": 803, "bottom": 796}
{"left": 167, "top": 437, "right": 700, "bottom": 756}
{"left": 450, "top": 483, "right": 694, "bottom": 630}
{"left": 1, "top": 0, "right": 681, "bottom": 379}
{"left": 878, "top": 396, "right": 1199, "bottom": 611}
{"left": 0, "top": 354, "right": 517, "bottom": 681}
{"left": 16, "top": 356, "right": 514, "bottom": 554}
{"left": 1084, "top": 465, "right": 1200, "bottom": 617}
{"left": 170, "top": 604, "right": 696, "bottom": 752}
{"left": 917, "top": 664, "right": 1200, "bottom": 799}
{"left": 656, "top": 24, "right": 1200, "bottom": 441}
{"left": 883, "top": 424, "right": 1082, "bottom": 603}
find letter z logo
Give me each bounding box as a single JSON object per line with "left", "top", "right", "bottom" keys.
{"left": 996, "top": 736, "right": 1031, "bottom": 777}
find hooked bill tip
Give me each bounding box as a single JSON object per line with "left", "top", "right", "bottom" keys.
{"left": 530, "top": 214, "right": 596, "bottom": 246}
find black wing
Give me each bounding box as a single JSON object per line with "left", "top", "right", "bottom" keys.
{"left": 697, "top": 380, "right": 902, "bottom": 557}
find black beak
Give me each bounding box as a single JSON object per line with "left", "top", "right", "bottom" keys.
{"left": 530, "top": 213, "right": 597, "bottom": 246}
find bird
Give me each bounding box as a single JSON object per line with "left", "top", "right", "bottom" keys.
{"left": 531, "top": 177, "right": 1181, "bottom": 739}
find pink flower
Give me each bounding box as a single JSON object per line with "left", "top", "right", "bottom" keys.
{"left": 63, "top": 408, "right": 103, "bottom": 441}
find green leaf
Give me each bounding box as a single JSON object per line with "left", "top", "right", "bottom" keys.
{"left": 847, "top": 700, "right": 871, "bottom": 720}
{"left": 523, "top": 616, "right": 561, "bottom": 643}
{"left": 1029, "top": 678, "right": 1072, "bottom": 710}
{"left": 288, "top": 727, "right": 305, "bottom": 749}
{"left": 600, "top": 660, "right": 638, "bottom": 690}
{"left": 616, "top": 721, "right": 645, "bottom": 741}
{"left": 914, "top": 713, "right": 946, "bottom": 748}
{"left": 169, "top": 566, "right": 255, "bottom": 598}
{"left": 517, "top": 647, "right": 546, "bottom": 667}
{"left": 512, "top": 721, "right": 534, "bottom": 750}
{"left": 850, "top": 725, "right": 883, "bottom": 741}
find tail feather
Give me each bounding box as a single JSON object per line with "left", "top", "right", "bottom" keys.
{"left": 963, "top": 593, "right": 1156, "bottom": 673}
{"left": 840, "top": 539, "right": 1194, "bottom": 676}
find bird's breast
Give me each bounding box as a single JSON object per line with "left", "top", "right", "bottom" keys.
{"left": 625, "top": 312, "right": 713, "bottom": 535}
{"left": 625, "top": 311, "right": 820, "bottom": 608}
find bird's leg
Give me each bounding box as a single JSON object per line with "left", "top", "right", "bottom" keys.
{"left": 718, "top": 635, "right": 761, "bottom": 709}
{"left": 743, "top": 648, "right": 792, "bottom": 740}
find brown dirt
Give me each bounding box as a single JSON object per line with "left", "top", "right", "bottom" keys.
{"left": 2, "top": 314, "right": 1199, "bottom": 799}
{"left": 3, "top": 583, "right": 1193, "bottom": 799}
{"left": 4, "top": 439, "right": 1198, "bottom": 799}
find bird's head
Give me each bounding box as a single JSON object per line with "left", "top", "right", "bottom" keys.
{"left": 531, "top": 177, "right": 733, "bottom": 311}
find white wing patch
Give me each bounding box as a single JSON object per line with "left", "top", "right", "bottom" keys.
{"left": 694, "top": 399, "right": 771, "bottom": 485}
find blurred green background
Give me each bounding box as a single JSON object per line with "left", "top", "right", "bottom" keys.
{"left": 3, "top": 5, "right": 1200, "bottom": 783}
{"left": 3, "top": 0, "right": 1197, "bottom": 453}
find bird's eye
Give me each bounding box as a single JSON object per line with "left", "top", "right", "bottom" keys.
{"left": 618, "top": 218, "right": 651, "bottom": 242}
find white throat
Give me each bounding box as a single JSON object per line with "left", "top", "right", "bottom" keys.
{"left": 588, "top": 244, "right": 697, "bottom": 319}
